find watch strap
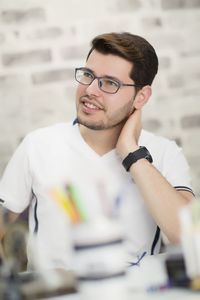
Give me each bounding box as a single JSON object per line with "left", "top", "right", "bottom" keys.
{"left": 122, "top": 146, "right": 153, "bottom": 172}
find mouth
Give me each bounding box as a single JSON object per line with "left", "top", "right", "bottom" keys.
{"left": 83, "top": 101, "right": 100, "bottom": 110}
{"left": 80, "top": 97, "right": 104, "bottom": 112}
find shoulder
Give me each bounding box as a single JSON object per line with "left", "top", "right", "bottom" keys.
{"left": 140, "top": 130, "right": 183, "bottom": 168}
{"left": 25, "top": 121, "right": 74, "bottom": 143}
{"left": 28, "top": 121, "right": 73, "bottom": 137}
{"left": 140, "top": 129, "right": 179, "bottom": 153}
{"left": 17, "top": 121, "right": 76, "bottom": 155}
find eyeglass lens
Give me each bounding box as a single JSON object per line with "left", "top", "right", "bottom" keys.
{"left": 75, "top": 68, "right": 120, "bottom": 94}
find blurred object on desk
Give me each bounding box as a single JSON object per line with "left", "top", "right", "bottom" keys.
{"left": 2, "top": 221, "right": 28, "bottom": 273}
{"left": 72, "top": 216, "right": 126, "bottom": 279}
{"left": 0, "top": 218, "right": 78, "bottom": 299}
{"left": 180, "top": 198, "right": 200, "bottom": 280}
{"left": 165, "top": 245, "right": 190, "bottom": 288}
{"left": 20, "top": 269, "right": 78, "bottom": 299}
{"left": 72, "top": 216, "right": 129, "bottom": 300}
{"left": 127, "top": 252, "right": 200, "bottom": 300}
{"left": 0, "top": 267, "right": 78, "bottom": 299}
{"left": 50, "top": 179, "right": 130, "bottom": 300}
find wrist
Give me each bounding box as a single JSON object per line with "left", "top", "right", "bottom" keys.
{"left": 120, "top": 145, "right": 140, "bottom": 160}
{"left": 122, "top": 146, "right": 153, "bottom": 172}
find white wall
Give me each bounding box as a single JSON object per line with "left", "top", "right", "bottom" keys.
{"left": 0, "top": 0, "right": 200, "bottom": 195}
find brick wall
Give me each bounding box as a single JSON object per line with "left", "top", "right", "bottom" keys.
{"left": 0, "top": 0, "right": 200, "bottom": 195}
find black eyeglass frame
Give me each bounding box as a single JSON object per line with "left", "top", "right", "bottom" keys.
{"left": 75, "top": 67, "right": 144, "bottom": 94}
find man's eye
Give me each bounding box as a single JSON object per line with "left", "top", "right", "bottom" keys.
{"left": 105, "top": 79, "right": 119, "bottom": 87}
{"left": 83, "top": 71, "right": 93, "bottom": 79}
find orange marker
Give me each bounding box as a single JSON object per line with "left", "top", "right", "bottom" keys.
{"left": 51, "top": 187, "right": 80, "bottom": 224}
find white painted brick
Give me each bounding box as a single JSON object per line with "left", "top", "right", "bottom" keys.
{"left": 0, "top": 33, "right": 5, "bottom": 44}
{"left": 26, "top": 27, "right": 63, "bottom": 40}
{"left": 32, "top": 68, "right": 74, "bottom": 84}
{"left": 61, "top": 45, "right": 88, "bottom": 61}
{"left": 108, "top": 0, "right": 142, "bottom": 12}
{"left": 0, "top": 74, "right": 30, "bottom": 87}
{"left": 161, "top": 0, "right": 200, "bottom": 10}
{"left": 0, "top": 0, "right": 199, "bottom": 194}
{"left": 0, "top": 7, "right": 46, "bottom": 24}
{"left": 141, "top": 16, "right": 162, "bottom": 30}
{"left": 2, "top": 49, "right": 52, "bottom": 67}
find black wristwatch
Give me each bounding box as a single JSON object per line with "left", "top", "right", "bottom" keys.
{"left": 122, "top": 146, "right": 153, "bottom": 172}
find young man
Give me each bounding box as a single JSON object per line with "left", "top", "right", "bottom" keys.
{"left": 0, "top": 32, "right": 194, "bottom": 270}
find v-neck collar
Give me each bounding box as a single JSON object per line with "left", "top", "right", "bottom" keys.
{"left": 72, "top": 123, "right": 116, "bottom": 160}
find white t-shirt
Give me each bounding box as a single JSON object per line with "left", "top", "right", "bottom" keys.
{"left": 0, "top": 121, "right": 193, "bottom": 269}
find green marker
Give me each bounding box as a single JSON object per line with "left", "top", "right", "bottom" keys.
{"left": 66, "top": 184, "right": 89, "bottom": 223}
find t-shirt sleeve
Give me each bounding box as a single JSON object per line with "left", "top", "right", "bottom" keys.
{"left": 0, "top": 136, "right": 33, "bottom": 213}
{"left": 162, "top": 141, "right": 194, "bottom": 194}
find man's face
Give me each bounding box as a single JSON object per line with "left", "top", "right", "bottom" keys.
{"left": 75, "top": 50, "right": 136, "bottom": 130}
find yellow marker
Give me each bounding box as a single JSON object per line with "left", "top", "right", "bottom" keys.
{"left": 51, "top": 188, "right": 80, "bottom": 224}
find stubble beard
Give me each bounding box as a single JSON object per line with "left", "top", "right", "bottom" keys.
{"left": 77, "top": 116, "right": 126, "bottom": 131}
{"left": 76, "top": 97, "right": 135, "bottom": 131}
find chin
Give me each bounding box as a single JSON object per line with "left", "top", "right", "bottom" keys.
{"left": 77, "top": 117, "right": 105, "bottom": 130}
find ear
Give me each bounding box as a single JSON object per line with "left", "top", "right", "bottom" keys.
{"left": 133, "top": 85, "right": 152, "bottom": 109}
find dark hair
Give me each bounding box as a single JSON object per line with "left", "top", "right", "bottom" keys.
{"left": 86, "top": 32, "right": 158, "bottom": 86}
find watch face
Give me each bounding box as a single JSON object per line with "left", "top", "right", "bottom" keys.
{"left": 143, "top": 148, "right": 153, "bottom": 163}
{"left": 140, "top": 147, "right": 153, "bottom": 163}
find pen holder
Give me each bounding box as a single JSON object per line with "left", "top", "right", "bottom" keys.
{"left": 72, "top": 216, "right": 129, "bottom": 300}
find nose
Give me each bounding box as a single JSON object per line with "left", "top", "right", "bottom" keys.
{"left": 85, "top": 78, "right": 101, "bottom": 96}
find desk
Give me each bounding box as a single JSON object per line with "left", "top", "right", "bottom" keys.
{"left": 45, "top": 254, "right": 200, "bottom": 300}
{"left": 126, "top": 254, "right": 200, "bottom": 300}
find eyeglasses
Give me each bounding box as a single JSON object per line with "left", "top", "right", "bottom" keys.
{"left": 75, "top": 67, "right": 143, "bottom": 94}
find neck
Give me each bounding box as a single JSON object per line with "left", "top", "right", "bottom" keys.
{"left": 79, "top": 124, "right": 123, "bottom": 156}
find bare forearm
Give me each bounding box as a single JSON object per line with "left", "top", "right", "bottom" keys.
{"left": 116, "top": 110, "right": 194, "bottom": 243}
{"left": 129, "top": 159, "right": 194, "bottom": 243}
